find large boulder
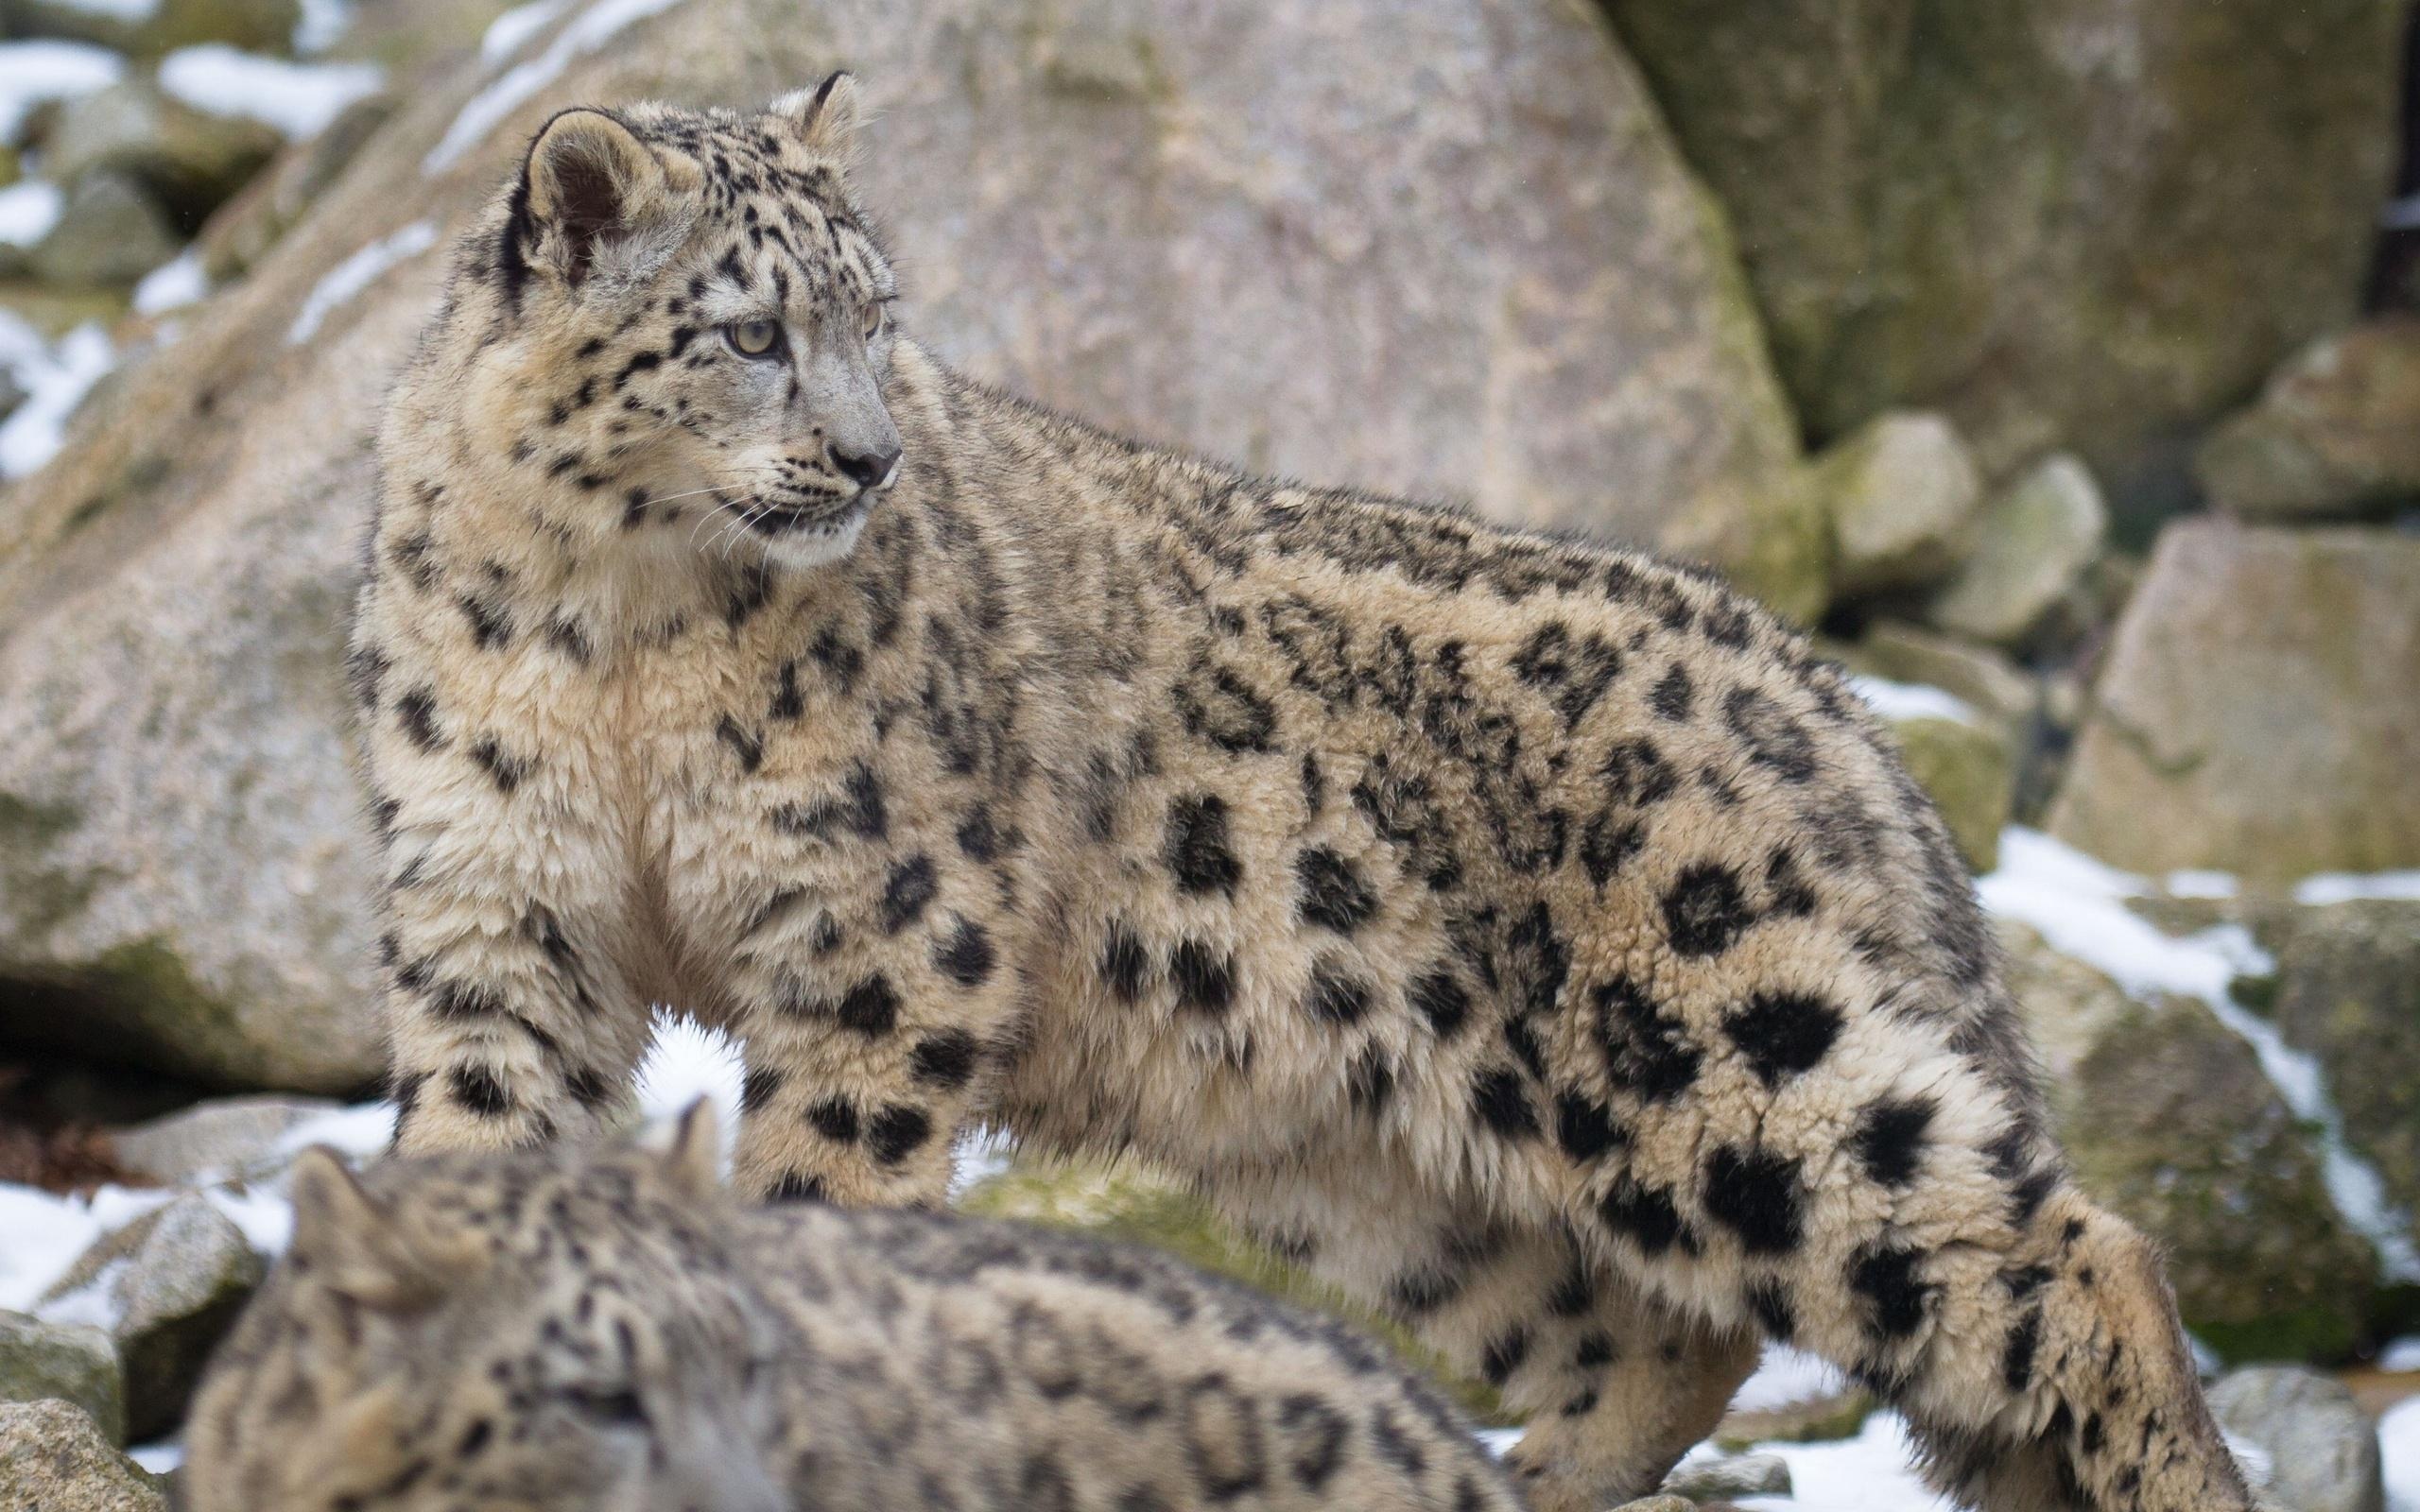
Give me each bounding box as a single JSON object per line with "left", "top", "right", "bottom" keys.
{"left": 26, "top": 173, "right": 183, "bottom": 286}
{"left": 1923, "top": 454, "right": 2106, "bottom": 648}
{"left": 43, "top": 81, "right": 283, "bottom": 227}
{"left": 8, "top": 0, "right": 302, "bottom": 57}
{"left": 0, "top": 1312, "right": 123, "bottom": 1446}
{"left": 0, "top": 0, "right": 1820, "bottom": 1092}
{"left": 2047, "top": 520, "right": 2420, "bottom": 882}
{"left": 2196, "top": 318, "right": 2420, "bottom": 521}
{"left": 1999, "top": 921, "right": 2380, "bottom": 1362}
{"left": 0, "top": 1400, "right": 164, "bottom": 1512}
{"left": 39, "top": 1197, "right": 264, "bottom": 1441}
{"left": 1809, "top": 409, "right": 1980, "bottom": 599}
{"left": 1600, "top": 0, "right": 2409, "bottom": 527}
{"left": 2256, "top": 902, "right": 2420, "bottom": 1260}
{"left": 2207, "top": 1366, "right": 2384, "bottom": 1512}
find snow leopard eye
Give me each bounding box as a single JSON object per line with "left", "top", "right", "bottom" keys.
{"left": 726, "top": 319, "right": 783, "bottom": 358}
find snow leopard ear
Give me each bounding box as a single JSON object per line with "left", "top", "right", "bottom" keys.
{"left": 520, "top": 107, "right": 679, "bottom": 288}
{"left": 773, "top": 72, "right": 863, "bottom": 164}
{"left": 287, "top": 1147, "right": 459, "bottom": 1313}
{"left": 655, "top": 1098, "right": 725, "bottom": 1202}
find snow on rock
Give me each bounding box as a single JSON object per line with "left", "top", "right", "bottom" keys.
{"left": 2297, "top": 870, "right": 2420, "bottom": 906}
{"left": 159, "top": 44, "right": 386, "bottom": 138}
{"left": 1980, "top": 827, "right": 2420, "bottom": 1282}
{"left": 2385, "top": 1396, "right": 2420, "bottom": 1512}
{"left": 1847, "top": 673, "right": 1979, "bottom": 727}
{"left": 0, "top": 180, "right": 63, "bottom": 247}
{"left": 274, "top": 1101, "right": 396, "bottom": 1162}
{"left": 293, "top": 0, "right": 353, "bottom": 55}
{"left": 132, "top": 249, "right": 209, "bottom": 315}
{"left": 286, "top": 217, "right": 437, "bottom": 343}
{"left": 0, "top": 321, "right": 117, "bottom": 479}
{"left": 424, "top": 0, "right": 689, "bottom": 173}
{"left": 128, "top": 1439, "right": 183, "bottom": 1474}
{"left": 481, "top": 0, "right": 571, "bottom": 65}
{"left": 2382, "top": 1337, "right": 2420, "bottom": 1373}
{"left": 1737, "top": 1412, "right": 1952, "bottom": 1512}
{"left": 1730, "top": 1345, "right": 1849, "bottom": 1413}
{"left": 0, "top": 1185, "right": 110, "bottom": 1314}
{"left": 0, "top": 39, "right": 125, "bottom": 142}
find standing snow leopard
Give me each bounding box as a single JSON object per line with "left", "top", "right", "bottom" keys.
{"left": 353, "top": 76, "right": 2256, "bottom": 1512}
{"left": 182, "top": 1106, "right": 1525, "bottom": 1512}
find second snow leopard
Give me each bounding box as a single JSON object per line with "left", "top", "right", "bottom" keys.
{"left": 353, "top": 76, "right": 2256, "bottom": 1512}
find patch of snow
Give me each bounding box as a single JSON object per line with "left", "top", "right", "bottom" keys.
{"left": 1730, "top": 1345, "right": 1848, "bottom": 1413}
{"left": 293, "top": 0, "right": 353, "bottom": 55}
{"left": 2162, "top": 868, "right": 2238, "bottom": 900}
{"left": 0, "top": 40, "right": 124, "bottom": 142}
{"left": 132, "top": 249, "right": 208, "bottom": 315}
{"left": 276, "top": 1101, "right": 397, "bottom": 1162}
{"left": 1738, "top": 1413, "right": 1951, "bottom": 1512}
{"left": 1981, "top": 827, "right": 2420, "bottom": 1281}
{"left": 2385, "top": 1396, "right": 2420, "bottom": 1512}
{"left": 425, "top": 0, "right": 689, "bottom": 173}
{"left": 128, "top": 1439, "right": 184, "bottom": 1474}
{"left": 2221, "top": 1433, "right": 2275, "bottom": 1498}
{"left": 482, "top": 0, "right": 570, "bottom": 65}
{"left": 0, "top": 321, "right": 117, "bottom": 479}
{"left": 160, "top": 45, "right": 385, "bottom": 138}
{"left": 950, "top": 1127, "right": 1014, "bottom": 1199}
{"left": 48, "top": 0, "right": 157, "bottom": 19}
{"left": 1474, "top": 1427, "right": 1524, "bottom": 1458}
{"left": 2382, "top": 1336, "right": 2420, "bottom": 1373}
{"left": 2296, "top": 870, "right": 2420, "bottom": 906}
{"left": 34, "top": 1256, "right": 126, "bottom": 1330}
{"left": 634, "top": 1011, "right": 747, "bottom": 1127}
{"left": 1847, "top": 674, "right": 1978, "bottom": 727}
{"left": 206, "top": 1182, "right": 299, "bottom": 1255}
{"left": 286, "top": 217, "right": 438, "bottom": 344}
{"left": 0, "top": 179, "right": 62, "bottom": 246}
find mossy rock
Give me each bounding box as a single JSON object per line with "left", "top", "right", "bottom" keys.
{"left": 0, "top": 1313, "right": 123, "bottom": 1446}
{"left": 1881, "top": 714, "right": 2011, "bottom": 873}
{"left": 958, "top": 1154, "right": 1505, "bottom": 1422}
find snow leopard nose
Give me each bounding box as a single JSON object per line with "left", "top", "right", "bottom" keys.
{"left": 828, "top": 440, "right": 900, "bottom": 490}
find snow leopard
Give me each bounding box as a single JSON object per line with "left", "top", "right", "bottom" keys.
{"left": 347, "top": 75, "right": 2256, "bottom": 1512}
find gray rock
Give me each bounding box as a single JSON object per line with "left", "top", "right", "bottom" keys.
{"left": 1812, "top": 410, "right": 1980, "bottom": 598}
{"left": 1602, "top": 0, "right": 2405, "bottom": 524}
{"left": 2255, "top": 902, "right": 2420, "bottom": 1259}
{"left": 1925, "top": 455, "right": 2106, "bottom": 646}
{"left": 1999, "top": 921, "right": 2379, "bottom": 1363}
{"left": 0, "top": 1399, "right": 164, "bottom": 1512}
{"left": 27, "top": 172, "right": 184, "bottom": 287}
{"left": 43, "top": 82, "right": 282, "bottom": 227}
{"left": 197, "top": 91, "right": 394, "bottom": 282}
{"left": 111, "top": 1093, "right": 343, "bottom": 1184}
{"left": 1883, "top": 714, "right": 2010, "bottom": 873}
{"left": 0, "top": 1312, "right": 123, "bottom": 1446}
{"left": 1844, "top": 620, "right": 2036, "bottom": 729}
{"left": 0, "top": 0, "right": 1824, "bottom": 1092}
{"left": 9, "top": 0, "right": 302, "bottom": 57}
{"left": 2207, "top": 1366, "right": 2382, "bottom": 1512}
{"left": 2047, "top": 520, "right": 2420, "bottom": 881}
{"left": 2196, "top": 318, "right": 2420, "bottom": 520}
{"left": 1666, "top": 1451, "right": 1790, "bottom": 1501}
{"left": 40, "top": 1198, "right": 264, "bottom": 1441}
{"left": 1610, "top": 1500, "right": 1697, "bottom": 1512}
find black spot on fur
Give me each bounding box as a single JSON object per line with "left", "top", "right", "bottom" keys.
{"left": 1599, "top": 1179, "right": 1686, "bottom": 1257}
{"left": 1479, "top": 1327, "right": 1530, "bottom": 1386}
{"left": 1849, "top": 1245, "right": 1932, "bottom": 1340}
{"left": 1723, "top": 991, "right": 1843, "bottom": 1085}
{"left": 1100, "top": 926, "right": 1152, "bottom": 1003}
{"left": 909, "top": 1029, "right": 981, "bottom": 1089}
{"left": 1593, "top": 975, "right": 1700, "bottom": 1102}
{"left": 1409, "top": 970, "right": 1471, "bottom": 1040}
{"left": 1303, "top": 964, "right": 1372, "bottom": 1025}
{"left": 957, "top": 804, "right": 1002, "bottom": 863}
{"left": 837, "top": 974, "right": 900, "bottom": 1037}
{"left": 1746, "top": 1279, "right": 1796, "bottom": 1341}
{"left": 467, "top": 737, "right": 530, "bottom": 794}
{"left": 1662, "top": 862, "right": 1754, "bottom": 957}
{"left": 1471, "top": 1066, "right": 1538, "bottom": 1140}
{"left": 1578, "top": 811, "right": 1646, "bottom": 885}
{"left": 1703, "top": 1145, "right": 1804, "bottom": 1255}
{"left": 2001, "top": 1308, "right": 2042, "bottom": 1390}
{"left": 449, "top": 1065, "right": 512, "bottom": 1118}
{"left": 806, "top": 1096, "right": 860, "bottom": 1143}
{"left": 395, "top": 688, "right": 444, "bottom": 751}
{"left": 1554, "top": 1093, "right": 1624, "bottom": 1162}
{"left": 740, "top": 1067, "right": 782, "bottom": 1114}
{"left": 768, "top": 1171, "right": 829, "bottom": 1203}
{"left": 934, "top": 917, "right": 995, "bottom": 987}
{"left": 1650, "top": 663, "right": 1694, "bottom": 721}
{"left": 714, "top": 714, "right": 764, "bottom": 773}
{"left": 1273, "top": 1395, "right": 1349, "bottom": 1490}
{"left": 1166, "top": 795, "right": 1241, "bottom": 896}
{"left": 771, "top": 764, "right": 887, "bottom": 842}
{"left": 868, "top": 1105, "right": 933, "bottom": 1165}
{"left": 1175, "top": 659, "right": 1278, "bottom": 753}
{"left": 879, "top": 854, "right": 939, "bottom": 935}
{"left": 1294, "top": 848, "right": 1377, "bottom": 933}
{"left": 1170, "top": 939, "right": 1235, "bottom": 1014}
{"left": 1723, "top": 686, "right": 1819, "bottom": 782}
{"left": 1853, "top": 1097, "right": 1937, "bottom": 1188}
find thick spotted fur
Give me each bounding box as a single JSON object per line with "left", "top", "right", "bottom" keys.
{"left": 182, "top": 1108, "right": 1519, "bottom": 1511}
{"left": 356, "top": 77, "right": 2257, "bottom": 1512}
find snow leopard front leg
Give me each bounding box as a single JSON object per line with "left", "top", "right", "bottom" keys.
{"left": 717, "top": 760, "right": 1020, "bottom": 1208}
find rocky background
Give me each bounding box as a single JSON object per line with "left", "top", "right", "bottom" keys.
{"left": 0, "top": 0, "right": 2415, "bottom": 1507}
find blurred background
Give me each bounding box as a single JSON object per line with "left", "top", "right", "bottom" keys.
{"left": 0, "top": 0, "right": 2414, "bottom": 1506}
